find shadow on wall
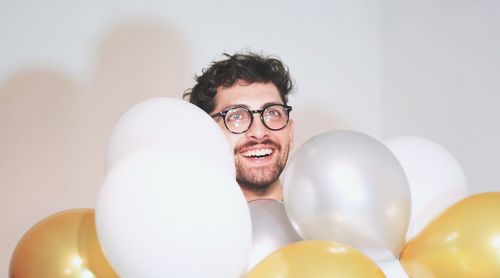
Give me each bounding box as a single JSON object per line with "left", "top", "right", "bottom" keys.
{"left": 0, "top": 19, "right": 192, "bottom": 272}
{"left": 88, "top": 19, "right": 193, "bottom": 129}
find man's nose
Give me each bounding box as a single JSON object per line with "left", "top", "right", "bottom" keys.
{"left": 245, "top": 115, "right": 269, "bottom": 139}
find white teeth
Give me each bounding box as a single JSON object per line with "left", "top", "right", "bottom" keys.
{"left": 242, "top": 148, "right": 273, "bottom": 157}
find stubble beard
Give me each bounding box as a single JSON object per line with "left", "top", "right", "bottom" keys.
{"left": 235, "top": 144, "right": 290, "bottom": 193}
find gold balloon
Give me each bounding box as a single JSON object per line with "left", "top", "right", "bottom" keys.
{"left": 400, "top": 192, "right": 500, "bottom": 277}
{"left": 9, "top": 209, "right": 118, "bottom": 278}
{"left": 245, "top": 240, "right": 386, "bottom": 278}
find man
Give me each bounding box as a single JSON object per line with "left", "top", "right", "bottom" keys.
{"left": 184, "top": 52, "right": 295, "bottom": 201}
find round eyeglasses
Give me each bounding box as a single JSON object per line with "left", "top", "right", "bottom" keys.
{"left": 211, "top": 104, "right": 292, "bottom": 134}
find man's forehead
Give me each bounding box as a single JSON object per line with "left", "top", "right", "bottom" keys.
{"left": 213, "top": 82, "right": 282, "bottom": 111}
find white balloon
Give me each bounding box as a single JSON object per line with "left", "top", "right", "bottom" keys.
{"left": 376, "top": 259, "right": 409, "bottom": 278}
{"left": 105, "top": 97, "right": 234, "bottom": 176}
{"left": 96, "top": 148, "right": 251, "bottom": 278}
{"left": 247, "top": 199, "right": 302, "bottom": 269}
{"left": 383, "top": 135, "right": 468, "bottom": 239}
{"left": 283, "top": 130, "right": 411, "bottom": 262}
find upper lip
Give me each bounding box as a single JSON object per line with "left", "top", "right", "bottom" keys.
{"left": 236, "top": 139, "right": 281, "bottom": 155}
{"left": 238, "top": 144, "right": 275, "bottom": 154}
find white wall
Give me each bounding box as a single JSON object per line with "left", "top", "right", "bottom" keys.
{"left": 1, "top": 0, "right": 499, "bottom": 275}
{"left": 381, "top": 0, "right": 500, "bottom": 193}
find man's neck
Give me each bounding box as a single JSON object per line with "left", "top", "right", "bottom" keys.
{"left": 241, "top": 181, "right": 283, "bottom": 202}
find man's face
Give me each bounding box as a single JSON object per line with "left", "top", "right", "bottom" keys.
{"left": 212, "top": 81, "right": 294, "bottom": 192}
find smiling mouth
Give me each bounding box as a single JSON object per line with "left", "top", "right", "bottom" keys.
{"left": 241, "top": 148, "right": 273, "bottom": 159}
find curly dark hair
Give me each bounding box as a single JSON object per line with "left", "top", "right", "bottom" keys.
{"left": 183, "top": 52, "right": 294, "bottom": 113}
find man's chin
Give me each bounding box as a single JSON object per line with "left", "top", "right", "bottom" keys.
{"left": 236, "top": 171, "right": 280, "bottom": 192}
{"left": 238, "top": 180, "right": 274, "bottom": 193}
{"left": 235, "top": 161, "right": 285, "bottom": 189}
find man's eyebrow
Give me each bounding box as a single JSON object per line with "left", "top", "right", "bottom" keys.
{"left": 218, "top": 101, "right": 285, "bottom": 112}
{"left": 218, "top": 104, "right": 250, "bottom": 111}
{"left": 261, "top": 101, "right": 284, "bottom": 108}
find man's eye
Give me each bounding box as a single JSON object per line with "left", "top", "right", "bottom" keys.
{"left": 265, "top": 108, "right": 283, "bottom": 118}
{"left": 226, "top": 111, "right": 248, "bottom": 122}
{"left": 228, "top": 114, "right": 242, "bottom": 121}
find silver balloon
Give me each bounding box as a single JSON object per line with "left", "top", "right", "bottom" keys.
{"left": 283, "top": 130, "right": 411, "bottom": 261}
{"left": 247, "top": 199, "right": 302, "bottom": 269}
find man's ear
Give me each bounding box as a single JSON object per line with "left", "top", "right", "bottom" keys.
{"left": 288, "top": 119, "right": 295, "bottom": 149}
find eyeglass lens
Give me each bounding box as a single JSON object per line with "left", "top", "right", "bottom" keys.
{"left": 224, "top": 105, "right": 290, "bottom": 133}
